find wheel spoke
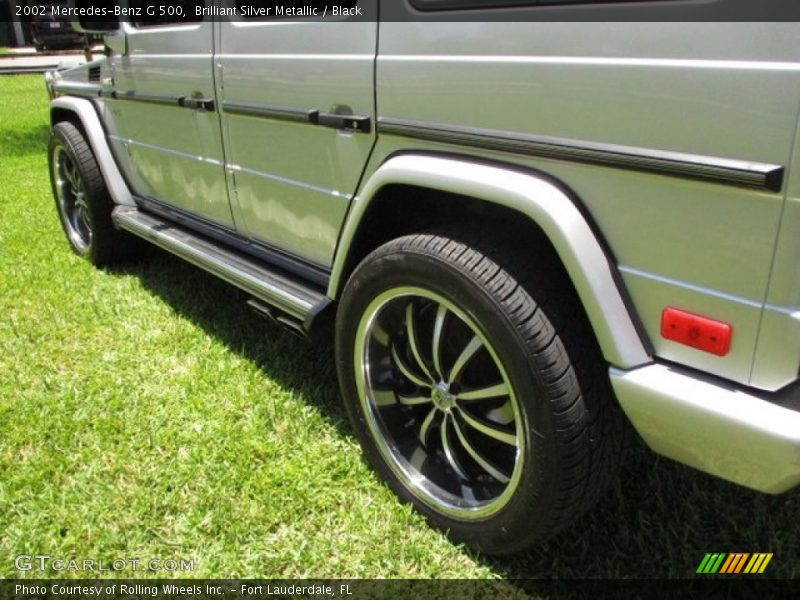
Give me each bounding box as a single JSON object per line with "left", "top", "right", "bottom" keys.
{"left": 440, "top": 414, "right": 469, "bottom": 480}
{"left": 369, "top": 319, "right": 390, "bottom": 347}
{"left": 58, "top": 154, "right": 69, "bottom": 185}
{"left": 71, "top": 206, "right": 83, "bottom": 230}
{"left": 486, "top": 399, "right": 515, "bottom": 425}
{"left": 397, "top": 393, "right": 432, "bottom": 406}
{"left": 74, "top": 192, "right": 87, "bottom": 210}
{"left": 447, "top": 334, "right": 483, "bottom": 384}
{"left": 451, "top": 415, "right": 510, "bottom": 484}
{"left": 78, "top": 207, "right": 91, "bottom": 233}
{"left": 70, "top": 163, "right": 82, "bottom": 190}
{"left": 372, "top": 389, "right": 398, "bottom": 407}
{"left": 456, "top": 406, "right": 517, "bottom": 447}
{"left": 63, "top": 159, "right": 78, "bottom": 188}
{"left": 391, "top": 343, "right": 430, "bottom": 389}
{"left": 457, "top": 382, "right": 509, "bottom": 401}
{"left": 418, "top": 407, "right": 438, "bottom": 446}
{"left": 405, "top": 302, "right": 435, "bottom": 382}
{"left": 431, "top": 303, "right": 447, "bottom": 380}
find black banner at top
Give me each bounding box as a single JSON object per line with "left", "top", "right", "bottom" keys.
{"left": 7, "top": 0, "right": 800, "bottom": 23}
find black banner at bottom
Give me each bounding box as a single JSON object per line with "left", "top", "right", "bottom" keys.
{"left": 0, "top": 578, "right": 791, "bottom": 600}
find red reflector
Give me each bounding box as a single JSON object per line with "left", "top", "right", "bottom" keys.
{"left": 660, "top": 308, "right": 732, "bottom": 357}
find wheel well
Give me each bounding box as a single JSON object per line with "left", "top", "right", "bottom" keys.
{"left": 337, "top": 183, "right": 579, "bottom": 305}
{"left": 335, "top": 182, "right": 623, "bottom": 378}
{"left": 51, "top": 107, "right": 85, "bottom": 134}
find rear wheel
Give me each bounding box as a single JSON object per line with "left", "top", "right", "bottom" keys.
{"left": 336, "top": 231, "right": 623, "bottom": 553}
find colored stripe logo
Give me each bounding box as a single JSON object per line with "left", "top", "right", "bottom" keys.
{"left": 696, "top": 553, "right": 773, "bottom": 574}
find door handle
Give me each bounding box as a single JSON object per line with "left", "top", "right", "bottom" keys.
{"left": 316, "top": 112, "right": 371, "bottom": 133}
{"left": 179, "top": 96, "right": 215, "bottom": 111}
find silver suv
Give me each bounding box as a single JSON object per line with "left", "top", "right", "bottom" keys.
{"left": 45, "top": 6, "right": 800, "bottom": 554}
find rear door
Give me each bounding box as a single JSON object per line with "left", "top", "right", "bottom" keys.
{"left": 216, "top": 4, "right": 377, "bottom": 271}
{"left": 105, "top": 8, "right": 235, "bottom": 229}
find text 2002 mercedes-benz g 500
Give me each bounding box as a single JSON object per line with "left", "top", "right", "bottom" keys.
{"left": 45, "top": 2, "right": 800, "bottom": 554}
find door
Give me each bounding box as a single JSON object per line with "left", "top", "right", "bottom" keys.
{"left": 105, "top": 12, "right": 235, "bottom": 229}
{"left": 216, "top": 9, "right": 377, "bottom": 269}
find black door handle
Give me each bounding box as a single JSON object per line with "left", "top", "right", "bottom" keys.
{"left": 316, "top": 113, "right": 371, "bottom": 133}
{"left": 180, "top": 97, "right": 215, "bottom": 111}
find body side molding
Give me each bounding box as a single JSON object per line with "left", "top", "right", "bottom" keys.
{"left": 50, "top": 96, "right": 136, "bottom": 207}
{"left": 378, "top": 118, "right": 784, "bottom": 192}
{"left": 328, "top": 154, "right": 651, "bottom": 369}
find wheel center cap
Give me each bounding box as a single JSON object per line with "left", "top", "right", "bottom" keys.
{"left": 431, "top": 382, "right": 456, "bottom": 411}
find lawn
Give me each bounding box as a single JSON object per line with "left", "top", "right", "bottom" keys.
{"left": 0, "top": 74, "right": 797, "bottom": 587}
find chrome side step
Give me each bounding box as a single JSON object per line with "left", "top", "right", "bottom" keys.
{"left": 112, "top": 206, "right": 330, "bottom": 331}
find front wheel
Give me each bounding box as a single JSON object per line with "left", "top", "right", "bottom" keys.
{"left": 49, "top": 121, "right": 140, "bottom": 266}
{"left": 336, "top": 232, "right": 622, "bottom": 554}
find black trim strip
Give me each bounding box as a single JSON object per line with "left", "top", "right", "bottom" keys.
{"left": 223, "top": 101, "right": 319, "bottom": 124}
{"left": 114, "top": 90, "right": 185, "bottom": 107}
{"left": 112, "top": 91, "right": 215, "bottom": 111}
{"left": 377, "top": 117, "right": 784, "bottom": 192}
{"left": 134, "top": 196, "right": 331, "bottom": 288}
{"left": 223, "top": 100, "right": 371, "bottom": 133}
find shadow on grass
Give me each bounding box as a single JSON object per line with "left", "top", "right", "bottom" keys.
{"left": 111, "top": 247, "right": 800, "bottom": 586}
{"left": 0, "top": 122, "right": 50, "bottom": 158}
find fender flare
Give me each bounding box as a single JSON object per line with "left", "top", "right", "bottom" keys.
{"left": 50, "top": 96, "right": 135, "bottom": 207}
{"left": 328, "top": 154, "right": 651, "bottom": 369}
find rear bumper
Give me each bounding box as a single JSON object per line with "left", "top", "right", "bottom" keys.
{"left": 610, "top": 363, "right": 800, "bottom": 494}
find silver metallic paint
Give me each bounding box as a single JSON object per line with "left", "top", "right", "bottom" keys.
{"left": 107, "top": 21, "right": 234, "bottom": 228}
{"left": 216, "top": 20, "right": 377, "bottom": 266}
{"left": 610, "top": 363, "right": 800, "bottom": 494}
{"left": 374, "top": 21, "right": 800, "bottom": 387}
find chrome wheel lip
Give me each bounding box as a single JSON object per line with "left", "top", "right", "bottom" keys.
{"left": 354, "top": 286, "right": 525, "bottom": 520}
{"left": 52, "top": 144, "right": 91, "bottom": 253}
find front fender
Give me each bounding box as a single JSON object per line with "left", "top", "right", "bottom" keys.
{"left": 50, "top": 95, "right": 135, "bottom": 207}
{"left": 329, "top": 154, "right": 651, "bottom": 369}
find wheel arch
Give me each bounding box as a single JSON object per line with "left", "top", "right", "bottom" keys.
{"left": 328, "top": 153, "right": 651, "bottom": 369}
{"left": 50, "top": 96, "right": 135, "bottom": 207}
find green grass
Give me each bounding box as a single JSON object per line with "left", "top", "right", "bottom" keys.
{"left": 0, "top": 74, "right": 798, "bottom": 586}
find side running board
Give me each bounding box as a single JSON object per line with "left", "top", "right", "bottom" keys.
{"left": 112, "top": 206, "right": 330, "bottom": 332}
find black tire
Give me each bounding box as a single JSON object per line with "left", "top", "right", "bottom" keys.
{"left": 335, "top": 231, "right": 624, "bottom": 554}
{"left": 49, "top": 121, "right": 141, "bottom": 266}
